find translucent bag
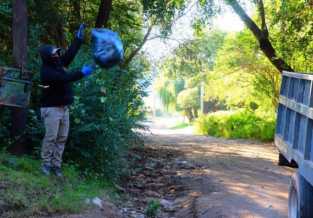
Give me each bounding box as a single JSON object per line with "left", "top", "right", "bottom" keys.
{"left": 91, "top": 28, "right": 124, "bottom": 68}
{"left": 0, "top": 67, "right": 32, "bottom": 108}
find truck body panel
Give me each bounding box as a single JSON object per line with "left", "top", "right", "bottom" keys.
{"left": 276, "top": 71, "right": 313, "bottom": 187}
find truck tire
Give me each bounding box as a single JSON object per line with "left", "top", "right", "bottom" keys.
{"left": 289, "top": 171, "right": 313, "bottom": 218}
{"left": 278, "top": 153, "right": 290, "bottom": 166}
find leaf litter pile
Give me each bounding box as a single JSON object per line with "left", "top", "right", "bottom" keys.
{"left": 119, "top": 145, "right": 217, "bottom": 218}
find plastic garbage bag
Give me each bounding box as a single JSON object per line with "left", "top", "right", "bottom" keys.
{"left": 91, "top": 28, "right": 124, "bottom": 68}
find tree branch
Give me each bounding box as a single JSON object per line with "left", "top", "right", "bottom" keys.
{"left": 226, "top": 0, "right": 264, "bottom": 41}
{"left": 95, "top": 0, "right": 112, "bottom": 28}
{"left": 226, "top": 0, "right": 293, "bottom": 72}
{"left": 122, "top": 25, "right": 153, "bottom": 67}
{"left": 256, "top": 0, "right": 268, "bottom": 37}
{"left": 147, "top": 34, "right": 187, "bottom": 43}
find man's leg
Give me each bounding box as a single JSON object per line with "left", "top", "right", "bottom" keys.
{"left": 52, "top": 107, "right": 70, "bottom": 171}
{"left": 41, "top": 107, "right": 61, "bottom": 174}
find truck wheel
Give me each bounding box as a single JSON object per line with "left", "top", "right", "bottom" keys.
{"left": 289, "top": 172, "right": 313, "bottom": 218}
{"left": 278, "top": 153, "right": 290, "bottom": 166}
{"left": 289, "top": 174, "right": 299, "bottom": 218}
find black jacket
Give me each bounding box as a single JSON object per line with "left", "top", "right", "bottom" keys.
{"left": 39, "top": 38, "right": 84, "bottom": 107}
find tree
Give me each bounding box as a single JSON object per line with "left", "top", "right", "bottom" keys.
{"left": 0, "top": 1, "right": 13, "bottom": 63}
{"left": 181, "top": 0, "right": 296, "bottom": 73}
{"left": 9, "top": 0, "right": 29, "bottom": 155}
{"left": 155, "top": 30, "right": 225, "bottom": 114}
{"left": 155, "top": 77, "right": 184, "bottom": 111}
{"left": 165, "top": 30, "right": 225, "bottom": 79}
{"left": 210, "top": 30, "right": 280, "bottom": 110}
{"left": 0, "top": 0, "right": 189, "bottom": 174}
{"left": 122, "top": 0, "right": 189, "bottom": 66}
{"left": 268, "top": 0, "right": 313, "bottom": 72}
{"left": 95, "top": 0, "right": 112, "bottom": 28}
{"left": 33, "top": 0, "right": 68, "bottom": 46}
{"left": 224, "top": 0, "right": 293, "bottom": 72}
{"left": 177, "top": 88, "right": 200, "bottom": 121}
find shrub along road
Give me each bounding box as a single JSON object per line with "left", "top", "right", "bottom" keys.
{"left": 120, "top": 118, "right": 294, "bottom": 218}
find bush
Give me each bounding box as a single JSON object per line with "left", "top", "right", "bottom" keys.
{"left": 0, "top": 47, "right": 149, "bottom": 181}
{"left": 65, "top": 61, "right": 148, "bottom": 180}
{"left": 194, "top": 110, "right": 275, "bottom": 141}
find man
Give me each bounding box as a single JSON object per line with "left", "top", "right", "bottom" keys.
{"left": 39, "top": 24, "right": 94, "bottom": 177}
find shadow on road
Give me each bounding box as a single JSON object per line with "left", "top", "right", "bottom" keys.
{"left": 125, "top": 118, "right": 294, "bottom": 218}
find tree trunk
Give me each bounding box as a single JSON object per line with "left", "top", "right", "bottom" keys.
{"left": 55, "top": 22, "right": 67, "bottom": 47}
{"left": 258, "top": 38, "right": 293, "bottom": 72}
{"left": 12, "top": 0, "right": 27, "bottom": 70}
{"left": 71, "top": 0, "right": 81, "bottom": 21}
{"left": 9, "top": 0, "right": 30, "bottom": 155}
{"left": 193, "top": 107, "right": 198, "bottom": 118}
{"left": 226, "top": 0, "right": 293, "bottom": 73}
{"left": 69, "top": 0, "right": 81, "bottom": 33}
{"left": 95, "top": 0, "right": 112, "bottom": 28}
{"left": 185, "top": 108, "right": 194, "bottom": 122}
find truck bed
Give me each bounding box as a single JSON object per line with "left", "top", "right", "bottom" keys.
{"left": 275, "top": 71, "right": 313, "bottom": 187}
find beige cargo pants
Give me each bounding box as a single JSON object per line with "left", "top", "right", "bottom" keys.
{"left": 41, "top": 106, "right": 69, "bottom": 168}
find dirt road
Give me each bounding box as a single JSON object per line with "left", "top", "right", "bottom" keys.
{"left": 121, "top": 119, "right": 294, "bottom": 218}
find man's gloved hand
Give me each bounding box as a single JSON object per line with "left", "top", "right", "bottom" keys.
{"left": 81, "top": 64, "right": 95, "bottom": 76}
{"left": 76, "top": 24, "right": 86, "bottom": 41}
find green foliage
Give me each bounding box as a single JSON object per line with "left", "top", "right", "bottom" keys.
{"left": 66, "top": 63, "right": 148, "bottom": 179}
{"left": 268, "top": 0, "right": 313, "bottom": 72}
{"left": 0, "top": 1, "right": 12, "bottom": 64}
{"left": 142, "top": 0, "right": 187, "bottom": 35}
{"left": 0, "top": 0, "right": 154, "bottom": 181}
{"left": 161, "top": 30, "right": 225, "bottom": 80}
{"left": 0, "top": 153, "right": 112, "bottom": 217}
{"left": 0, "top": 61, "right": 148, "bottom": 180}
{"left": 196, "top": 0, "right": 221, "bottom": 25}
{"left": 156, "top": 81, "right": 177, "bottom": 111}
{"left": 156, "top": 30, "right": 225, "bottom": 115}
{"left": 177, "top": 87, "right": 200, "bottom": 110}
{"left": 155, "top": 78, "right": 185, "bottom": 111}
{"left": 144, "top": 199, "right": 160, "bottom": 218}
{"left": 194, "top": 110, "right": 275, "bottom": 141}
{"left": 204, "top": 29, "right": 280, "bottom": 111}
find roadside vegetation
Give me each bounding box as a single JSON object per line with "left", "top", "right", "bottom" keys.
{"left": 0, "top": 152, "right": 115, "bottom": 217}
{"left": 194, "top": 110, "right": 275, "bottom": 141}
{"left": 155, "top": 2, "right": 313, "bottom": 141}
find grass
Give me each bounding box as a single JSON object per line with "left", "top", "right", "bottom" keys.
{"left": 145, "top": 199, "right": 161, "bottom": 218}
{"left": 170, "top": 122, "right": 190, "bottom": 130}
{"left": 0, "top": 152, "right": 116, "bottom": 218}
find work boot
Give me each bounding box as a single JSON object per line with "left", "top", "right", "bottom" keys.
{"left": 53, "top": 167, "right": 63, "bottom": 178}
{"left": 41, "top": 164, "right": 51, "bottom": 176}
